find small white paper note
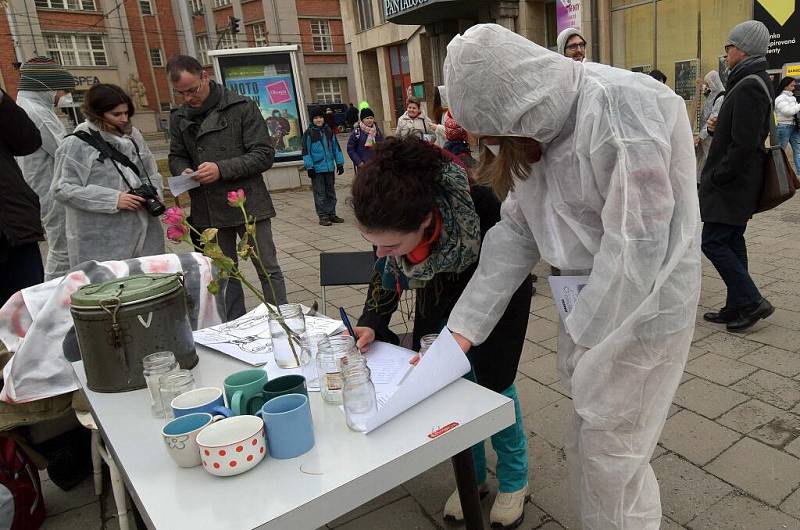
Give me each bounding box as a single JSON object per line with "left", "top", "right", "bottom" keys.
{"left": 168, "top": 172, "right": 200, "bottom": 196}
{"left": 548, "top": 275, "right": 590, "bottom": 321}
{"left": 364, "top": 328, "right": 471, "bottom": 433}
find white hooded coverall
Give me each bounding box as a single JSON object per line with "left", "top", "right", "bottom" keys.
{"left": 16, "top": 90, "right": 70, "bottom": 280}
{"left": 445, "top": 24, "right": 701, "bottom": 530}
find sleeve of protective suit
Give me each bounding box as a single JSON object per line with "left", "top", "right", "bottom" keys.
{"left": 699, "top": 96, "right": 724, "bottom": 141}
{"left": 216, "top": 100, "right": 276, "bottom": 181}
{"left": 563, "top": 98, "right": 682, "bottom": 349}
{"left": 447, "top": 193, "right": 540, "bottom": 345}
{"left": 713, "top": 80, "right": 770, "bottom": 187}
{"left": 53, "top": 139, "right": 120, "bottom": 214}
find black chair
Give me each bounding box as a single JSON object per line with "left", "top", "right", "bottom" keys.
{"left": 319, "top": 251, "right": 376, "bottom": 316}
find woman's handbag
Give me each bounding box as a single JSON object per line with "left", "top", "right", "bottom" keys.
{"left": 749, "top": 75, "right": 800, "bottom": 213}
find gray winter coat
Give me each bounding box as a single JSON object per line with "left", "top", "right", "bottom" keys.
{"left": 169, "top": 86, "right": 276, "bottom": 228}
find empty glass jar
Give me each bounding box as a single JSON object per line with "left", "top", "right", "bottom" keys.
{"left": 419, "top": 333, "right": 439, "bottom": 358}
{"left": 158, "top": 369, "right": 195, "bottom": 419}
{"left": 142, "top": 351, "right": 179, "bottom": 418}
{"left": 342, "top": 363, "right": 378, "bottom": 432}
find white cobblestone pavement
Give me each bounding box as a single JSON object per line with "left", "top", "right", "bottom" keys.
{"left": 40, "top": 158, "right": 800, "bottom": 529}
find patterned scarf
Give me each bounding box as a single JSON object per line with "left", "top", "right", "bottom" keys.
{"left": 378, "top": 161, "right": 481, "bottom": 291}
{"left": 359, "top": 120, "right": 378, "bottom": 148}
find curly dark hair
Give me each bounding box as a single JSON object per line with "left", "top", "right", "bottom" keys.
{"left": 350, "top": 136, "right": 443, "bottom": 232}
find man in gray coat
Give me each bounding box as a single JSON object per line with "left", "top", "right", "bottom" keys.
{"left": 168, "top": 55, "right": 287, "bottom": 320}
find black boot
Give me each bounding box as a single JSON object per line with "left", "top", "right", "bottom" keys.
{"left": 703, "top": 306, "right": 739, "bottom": 324}
{"left": 727, "top": 298, "right": 774, "bottom": 332}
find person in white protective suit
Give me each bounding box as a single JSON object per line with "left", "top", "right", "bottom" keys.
{"left": 54, "top": 83, "right": 164, "bottom": 267}
{"left": 443, "top": 24, "right": 701, "bottom": 529}
{"left": 15, "top": 57, "right": 76, "bottom": 280}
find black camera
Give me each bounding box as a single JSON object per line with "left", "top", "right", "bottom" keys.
{"left": 131, "top": 184, "right": 166, "bottom": 217}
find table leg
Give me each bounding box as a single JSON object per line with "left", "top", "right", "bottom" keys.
{"left": 451, "top": 448, "right": 484, "bottom": 530}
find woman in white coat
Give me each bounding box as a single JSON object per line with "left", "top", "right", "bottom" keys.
{"left": 443, "top": 25, "right": 701, "bottom": 530}
{"left": 54, "top": 84, "right": 164, "bottom": 268}
{"left": 775, "top": 76, "right": 800, "bottom": 170}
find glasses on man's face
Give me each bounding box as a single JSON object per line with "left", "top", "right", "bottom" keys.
{"left": 173, "top": 76, "right": 204, "bottom": 98}
{"left": 566, "top": 42, "right": 586, "bottom": 51}
{"left": 724, "top": 44, "right": 736, "bottom": 53}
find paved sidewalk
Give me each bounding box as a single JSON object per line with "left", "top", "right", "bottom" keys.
{"left": 41, "top": 164, "right": 800, "bottom": 529}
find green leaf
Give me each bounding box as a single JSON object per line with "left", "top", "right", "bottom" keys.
{"left": 200, "top": 228, "right": 218, "bottom": 245}
{"left": 207, "top": 280, "right": 219, "bottom": 295}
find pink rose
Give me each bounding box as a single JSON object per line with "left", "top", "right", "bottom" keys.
{"left": 227, "top": 188, "right": 246, "bottom": 207}
{"left": 166, "top": 224, "right": 189, "bottom": 242}
{"left": 162, "top": 207, "right": 185, "bottom": 226}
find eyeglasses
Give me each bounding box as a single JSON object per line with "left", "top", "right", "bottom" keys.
{"left": 173, "top": 76, "right": 205, "bottom": 98}
{"left": 724, "top": 44, "right": 736, "bottom": 53}
{"left": 566, "top": 42, "right": 586, "bottom": 51}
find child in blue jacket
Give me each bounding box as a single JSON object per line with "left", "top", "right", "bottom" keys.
{"left": 302, "top": 108, "right": 345, "bottom": 226}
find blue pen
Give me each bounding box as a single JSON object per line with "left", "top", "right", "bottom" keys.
{"left": 339, "top": 306, "right": 357, "bottom": 339}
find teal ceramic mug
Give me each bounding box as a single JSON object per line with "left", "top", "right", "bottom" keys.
{"left": 224, "top": 369, "right": 268, "bottom": 415}
{"left": 244, "top": 375, "right": 307, "bottom": 414}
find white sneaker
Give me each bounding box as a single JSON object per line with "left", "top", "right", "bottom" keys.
{"left": 442, "top": 483, "right": 489, "bottom": 522}
{"left": 489, "top": 484, "right": 529, "bottom": 529}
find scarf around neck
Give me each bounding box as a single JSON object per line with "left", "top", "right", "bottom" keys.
{"left": 359, "top": 121, "right": 378, "bottom": 148}
{"left": 378, "top": 161, "right": 481, "bottom": 291}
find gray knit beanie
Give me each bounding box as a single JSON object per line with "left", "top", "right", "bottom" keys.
{"left": 726, "top": 20, "right": 770, "bottom": 57}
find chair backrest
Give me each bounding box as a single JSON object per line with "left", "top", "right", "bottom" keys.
{"left": 319, "top": 251, "right": 376, "bottom": 287}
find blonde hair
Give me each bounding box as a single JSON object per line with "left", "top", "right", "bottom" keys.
{"left": 474, "top": 137, "right": 534, "bottom": 199}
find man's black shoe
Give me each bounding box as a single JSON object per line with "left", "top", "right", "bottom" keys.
{"left": 330, "top": 215, "right": 345, "bottom": 223}
{"left": 726, "top": 299, "right": 774, "bottom": 332}
{"left": 319, "top": 217, "right": 332, "bottom": 226}
{"left": 703, "top": 307, "right": 739, "bottom": 324}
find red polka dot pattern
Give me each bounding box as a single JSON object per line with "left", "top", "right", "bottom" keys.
{"left": 247, "top": 455, "right": 254, "bottom": 462}
{"left": 218, "top": 450, "right": 226, "bottom": 456}
{"left": 229, "top": 460, "right": 237, "bottom": 468}
{"left": 236, "top": 446, "right": 243, "bottom": 452}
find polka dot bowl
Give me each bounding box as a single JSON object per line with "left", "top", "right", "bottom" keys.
{"left": 195, "top": 415, "right": 266, "bottom": 477}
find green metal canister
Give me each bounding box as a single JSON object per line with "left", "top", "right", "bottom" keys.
{"left": 70, "top": 273, "right": 199, "bottom": 393}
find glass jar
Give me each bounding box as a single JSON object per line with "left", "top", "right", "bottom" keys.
{"left": 316, "top": 335, "right": 357, "bottom": 404}
{"left": 275, "top": 334, "right": 311, "bottom": 369}
{"left": 301, "top": 332, "right": 328, "bottom": 386}
{"left": 419, "top": 333, "right": 439, "bottom": 358}
{"left": 158, "top": 369, "right": 195, "bottom": 419}
{"left": 142, "top": 351, "right": 179, "bottom": 418}
{"left": 342, "top": 364, "right": 378, "bottom": 432}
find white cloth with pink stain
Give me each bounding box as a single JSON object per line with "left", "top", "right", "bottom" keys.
{"left": 0, "top": 252, "right": 223, "bottom": 403}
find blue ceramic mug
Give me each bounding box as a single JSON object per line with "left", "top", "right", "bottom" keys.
{"left": 171, "top": 387, "right": 231, "bottom": 418}
{"left": 260, "top": 393, "right": 315, "bottom": 459}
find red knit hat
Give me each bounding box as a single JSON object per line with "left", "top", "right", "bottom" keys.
{"left": 444, "top": 111, "right": 467, "bottom": 142}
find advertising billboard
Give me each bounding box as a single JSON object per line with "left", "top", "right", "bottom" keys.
{"left": 755, "top": 0, "right": 800, "bottom": 70}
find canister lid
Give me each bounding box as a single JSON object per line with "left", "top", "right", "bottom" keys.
{"left": 71, "top": 274, "right": 181, "bottom": 307}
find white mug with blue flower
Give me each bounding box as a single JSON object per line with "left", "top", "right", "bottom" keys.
{"left": 161, "top": 412, "right": 223, "bottom": 467}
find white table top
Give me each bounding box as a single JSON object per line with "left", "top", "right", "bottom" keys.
{"left": 73, "top": 346, "right": 514, "bottom": 530}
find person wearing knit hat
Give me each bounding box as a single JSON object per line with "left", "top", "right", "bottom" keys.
{"left": 556, "top": 27, "right": 586, "bottom": 62}
{"left": 347, "top": 107, "right": 383, "bottom": 175}
{"left": 16, "top": 57, "right": 75, "bottom": 279}
{"left": 303, "top": 105, "right": 345, "bottom": 225}
{"left": 699, "top": 20, "right": 775, "bottom": 332}
{"left": 441, "top": 110, "right": 476, "bottom": 168}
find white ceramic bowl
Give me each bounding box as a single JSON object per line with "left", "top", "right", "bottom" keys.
{"left": 196, "top": 415, "right": 266, "bottom": 477}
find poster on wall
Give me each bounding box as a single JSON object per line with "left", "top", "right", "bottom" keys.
{"left": 209, "top": 46, "right": 307, "bottom": 163}
{"left": 557, "top": 0, "right": 582, "bottom": 33}
{"left": 674, "top": 59, "right": 699, "bottom": 101}
{"left": 754, "top": 0, "right": 800, "bottom": 70}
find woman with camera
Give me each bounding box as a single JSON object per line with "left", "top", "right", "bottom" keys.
{"left": 54, "top": 83, "right": 164, "bottom": 269}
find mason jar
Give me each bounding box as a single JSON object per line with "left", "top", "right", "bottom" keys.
{"left": 342, "top": 364, "right": 378, "bottom": 432}
{"left": 142, "top": 351, "right": 179, "bottom": 418}
{"left": 419, "top": 333, "right": 439, "bottom": 358}
{"left": 316, "top": 335, "right": 357, "bottom": 404}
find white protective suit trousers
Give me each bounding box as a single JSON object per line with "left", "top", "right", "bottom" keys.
{"left": 43, "top": 200, "right": 69, "bottom": 281}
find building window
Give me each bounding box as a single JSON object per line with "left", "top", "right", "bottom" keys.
{"left": 218, "top": 32, "right": 237, "bottom": 50}
{"left": 212, "top": 0, "right": 230, "bottom": 8}
{"left": 150, "top": 48, "right": 164, "bottom": 66}
{"left": 310, "top": 19, "right": 333, "bottom": 52}
{"left": 544, "top": 1, "right": 557, "bottom": 51}
{"left": 189, "top": 0, "right": 203, "bottom": 14}
{"left": 355, "top": 0, "right": 373, "bottom": 31}
{"left": 251, "top": 22, "right": 267, "bottom": 47}
{"left": 313, "top": 78, "right": 343, "bottom": 104}
{"left": 387, "top": 44, "right": 410, "bottom": 120}
{"left": 35, "top": 0, "right": 95, "bottom": 11}
{"left": 195, "top": 35, "right": 209, "bottom": 64}
{"left": 140, "top": 0, "right": 153, "bottom": 14}
{"left": 45, "top": 33, "right": 108, "bottom": 66}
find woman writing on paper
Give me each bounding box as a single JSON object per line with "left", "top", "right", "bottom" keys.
{"left": 351, "top": 135, "right": 534, "bottom": 529}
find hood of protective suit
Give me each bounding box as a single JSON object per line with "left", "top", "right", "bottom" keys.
{"left": 444, "top": 24, "right": 582, "bottom": 142}
{"left": 557, "top": 27, "right": 585, "bottom": 56}
{"left": 16, "top": 90, "right": 65, "bottom": 143}
{"left": 704, "top": 70, "right": 724, "bottom": 94}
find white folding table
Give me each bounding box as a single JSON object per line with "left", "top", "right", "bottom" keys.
{"left": 72, "top": 345, "right": 515, "bottom": 529}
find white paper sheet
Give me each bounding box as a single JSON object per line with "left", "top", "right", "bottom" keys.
{"left": 167, "top": 172, "right": 200, "bottom": 196}
{"left": 364, "top": 328, "right": 471, "bottom": 433}
{"left": 548, "top": 275, "right": 590, "bottom": 321}
{"left": 364, "top": 341, "right": 415, "bottom": 406}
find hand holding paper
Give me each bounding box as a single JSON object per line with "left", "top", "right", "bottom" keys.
{"left": 168, "top": 172, "right": 200, "bottom": 196}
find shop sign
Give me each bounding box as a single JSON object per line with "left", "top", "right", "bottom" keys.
{"left": 384, "top": 0, "right": 431, "bottom": 18}
{"left": 557, "top": 0, "right": 581, "bottom": 33}
{"left": 755, "top": 0, "right": 800, "bottom": 70}
{"left": 786, "top": 63, "right": 800, "bottom": 76}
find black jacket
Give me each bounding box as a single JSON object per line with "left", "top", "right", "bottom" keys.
{"left": 357, "top": 184, "right": 534, "bottom": 393}
{"left": 169, "top": 85, "right": 276, "bottom": 229}
{"left": 0, "top": 89, "right": 43, "bottom": 247}
{"left": 699, "top": 57, "right": 771, "bottom": 225}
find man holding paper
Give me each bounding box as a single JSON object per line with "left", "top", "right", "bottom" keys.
{"left": 443, "top": 25, "right": 701, "bottom": 530}
{"left": 167, "top": 55, "right": 287, "bottom": 320}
